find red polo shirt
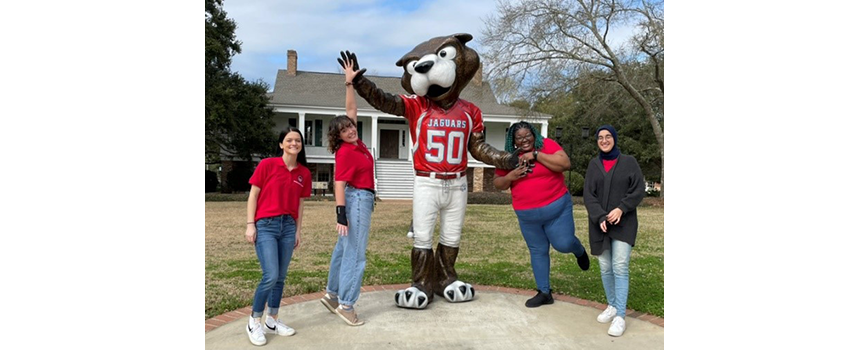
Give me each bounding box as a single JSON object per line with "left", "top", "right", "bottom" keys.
{"left": 249, "top": 157, "right": 312, "bottom": 221}
{"left": 335, "top": 140, "right": 375, "bottom": 190}
{"left": 495, "top": 138, "right": 568, "bottom": 210}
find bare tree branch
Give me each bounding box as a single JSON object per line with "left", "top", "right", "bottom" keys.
{"left": 483, "top": 0, "right": 664, "bottom": 196}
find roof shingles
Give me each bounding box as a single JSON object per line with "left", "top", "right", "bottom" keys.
{"left": 269, "top": 70, "right": 534, "bottom": 117}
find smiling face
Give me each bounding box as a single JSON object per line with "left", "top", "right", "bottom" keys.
{"left": 280, "top": 131, "right": 303, "bottom": 156}
{"left": 513, "top": 127, "right": 535, "bottom": 152}
{"left": 597, "top": 130, "right": 614, "bottom": 153}
{"left": 339, "top": 121, "right": 358, "bottom": 144}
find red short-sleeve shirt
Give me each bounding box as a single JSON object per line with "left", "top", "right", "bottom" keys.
{"left": 495, "top": 138, "right": 568, "bottom": 210}
{"left": 335, "top": 140, "right": 375, "bottom": 190}
{"left": 249, "top": 157, "right": 312, "bottom": 221}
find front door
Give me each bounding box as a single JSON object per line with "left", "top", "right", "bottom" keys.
{"left": 380, "top": 129, "right": 399, "bottom": 159}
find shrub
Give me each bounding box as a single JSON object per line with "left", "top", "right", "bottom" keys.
{"left": 641, "top": 197, "right": 664, "bottom": 207}
{"left": 205, "top": 193, "right": 335, "bottom": 202}
{"left": 226, "top": 166, "right": 254, "bottom": 192}
{"left": 206, "top": 170, "right": 219, "bottom": 193}
{"left": 467, "top": 191, "right": 512, "bottom": 205}
{"left": 564, "top": 171, "right": 584, "bottom": 196}
{"left": 205, "top": 193, "right": 249, "bottom": 201}
{"left": 571, "top": 196, "right": 584, "bottom": 206}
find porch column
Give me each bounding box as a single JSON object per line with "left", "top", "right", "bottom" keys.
{"left": 298, "top": 112, "right": 305, "bottom": 134}
{"left": 541, "top": 121, "right": 548, "bottom": 138}
{"left": 370, "top": 115, "right": 378, "bottom": 158}
{"left": 370, "top": 115, "right": 379, "bottom": 192}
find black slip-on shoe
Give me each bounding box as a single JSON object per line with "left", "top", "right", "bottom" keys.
{"left": 525, "top": 290, "right": 554, "bottom": 308}
{"left": 577, "top": 251, "right": 590, "bottom": 271}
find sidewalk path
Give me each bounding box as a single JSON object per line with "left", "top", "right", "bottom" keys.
{"left": 205, "top": 285, "right": 663, "bottom": 349}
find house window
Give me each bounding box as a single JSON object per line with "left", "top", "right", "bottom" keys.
{"left": 288, "top": 118, "right": 297, "bottom": 128}
{"left": 305, "top": 120, "right": 313, "bottom": 145}
{"left": 298, "top": 120, "right": 325, "bottom": 147}
{"left": 401, "top": 130, "right": 406, "bottom": 147}
{"left": 314, "top": 119, "right": 323, "bottom": 147}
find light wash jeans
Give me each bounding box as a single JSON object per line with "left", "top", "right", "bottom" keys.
{"left": 326, "top": 187, "right": 374, "bottom": 306}
{"left": 598, "top": 238, "right": 632, "bottom": 317}
{"left": 515, "top": 192, "right": 586, "bottom": 294}
{"left": 251, "top": 214, "right": 297, "bottom": 318}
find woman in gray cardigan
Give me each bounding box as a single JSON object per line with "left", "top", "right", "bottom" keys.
{"left": 583, "top": 125, "right": 645, "bottom": 337}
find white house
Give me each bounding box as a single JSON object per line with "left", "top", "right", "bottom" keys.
{"left": 220, "top": 50, "right": 552, "bottom": 199}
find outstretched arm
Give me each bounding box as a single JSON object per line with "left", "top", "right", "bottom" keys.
{"left": 468, "top": 132, "right": 518, "bottom": 170}
{"left": 338, "top": 52, "right": 359, "bottom": 124}
{"left": 338, "top": 50, "right": 405, "bottom": 116}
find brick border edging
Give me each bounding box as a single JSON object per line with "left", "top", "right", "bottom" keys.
{"left": 205, "top": 284, "right": 664, "bottom": 332}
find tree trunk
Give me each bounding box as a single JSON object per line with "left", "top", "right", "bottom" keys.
{"left": 613, "top": 69, "right": 664, "bottom": 198}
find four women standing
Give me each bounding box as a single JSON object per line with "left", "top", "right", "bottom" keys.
{"left": 240, "top": 58, "right": 648, "bottom": 341}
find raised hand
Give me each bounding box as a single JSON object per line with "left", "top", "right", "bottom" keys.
{"left": 337, "top": 50, "right": 366, "bottom": 82}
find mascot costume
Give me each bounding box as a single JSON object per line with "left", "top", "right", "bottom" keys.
{"left": 340, "top": 33, "right": 517, "bottom": 309}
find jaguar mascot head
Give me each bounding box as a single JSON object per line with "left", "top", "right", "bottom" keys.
{"left": 395, "top": 33, "right": 479, "bottom": 109}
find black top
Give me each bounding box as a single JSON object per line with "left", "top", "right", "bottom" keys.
{"left": 583, "top": 154, "right": 645, "bottom": 255}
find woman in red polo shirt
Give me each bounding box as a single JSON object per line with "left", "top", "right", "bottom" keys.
{"left": 494, "top": 121, "right": 590, "bottom": 308}
{"left": 319, "top": 51, "right": 376, "bottom": 327}
{"left": 243, "top": 126, "right": 312, "bottom": 346}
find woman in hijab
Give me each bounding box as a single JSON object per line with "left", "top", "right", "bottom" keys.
{"left": 583, "top": 125, "right": 645, "bottom": 337}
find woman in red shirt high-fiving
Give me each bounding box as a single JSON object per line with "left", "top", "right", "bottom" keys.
{"left": 319, "top": 51, "right": 376, "bottom": 327}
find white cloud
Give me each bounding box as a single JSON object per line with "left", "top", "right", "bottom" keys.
{"left": 221, "top": 0, "right": 640, "bottom": 86}
{"left": 222, "top": 0, "right": 503, "bottom": 84}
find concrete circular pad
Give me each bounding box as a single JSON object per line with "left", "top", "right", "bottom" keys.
{"left": 205, "top": 288, "right": 663, "bottom": 349}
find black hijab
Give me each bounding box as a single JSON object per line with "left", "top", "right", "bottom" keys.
{"left": 596, "top": 125, "right": 621, "bottom": 161}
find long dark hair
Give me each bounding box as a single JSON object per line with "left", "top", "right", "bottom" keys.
{"left": 327, "top": 115, "right": 356, "bottom": 154}
{"left": 277, "top": 126, "right": 309, "bottom": 167}
{"left": 504, "top": 121, "right": 544, "bottom": 152}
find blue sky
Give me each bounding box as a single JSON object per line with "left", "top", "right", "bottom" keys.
{"left": 222, "top": 0, "right": 506, "bottom": 85}
{"left": 221, "top": 0, "right": 644, "bottom": 90}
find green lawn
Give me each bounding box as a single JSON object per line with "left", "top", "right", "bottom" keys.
{"left": 205, "top": 199, "right": 663, "bottom": 319}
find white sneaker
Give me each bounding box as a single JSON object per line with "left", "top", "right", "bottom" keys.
{"left": 608, "top": 316, "right": 626, "bottom": 337}
{"left": 597, "top": 305, "right": 617, "bottom": 323}
{"left": 246, "top": 318, "right": 267, "bottom": 346}
{"left": 264, "top": 316, "right": 296, "bottom": 336}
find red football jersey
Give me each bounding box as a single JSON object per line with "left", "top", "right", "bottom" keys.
{"left": 401, "top": 95, "right": 484, "bottom": 173}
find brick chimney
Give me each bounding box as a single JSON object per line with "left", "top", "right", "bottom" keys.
{"left": 472, "top": 66, "right": 483, "bottom": 86}
{"left": 287, "top": 50, "right": 297, "bottom": 76}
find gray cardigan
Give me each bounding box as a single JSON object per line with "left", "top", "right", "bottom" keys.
{"left": 583, "top": 154, "right": 645, "bottom": 256}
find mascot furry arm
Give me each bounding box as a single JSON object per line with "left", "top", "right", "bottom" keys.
{"left": 340, "top": 36, "right": 517, "bottom": 170}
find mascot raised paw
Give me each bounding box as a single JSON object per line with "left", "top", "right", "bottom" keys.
{"left": 339, "top": 33, "right": 516, "bottom": 310}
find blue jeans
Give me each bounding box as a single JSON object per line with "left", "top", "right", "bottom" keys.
{"left": 251, "top": 215, "right": 297, "bottom": 318}
{"left": 326, "top": 187, "right": 374, "bottom": 306}
{"left": 515, "top": 192, "right": 586, "bottom": 294}
{"left": 598, "top": 238, "right": 632, "bottom": 317}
